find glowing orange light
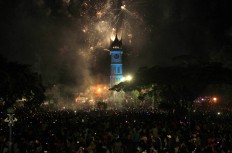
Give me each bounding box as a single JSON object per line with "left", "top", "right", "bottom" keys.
{"left": 212, "top": 97, "right": 217, "bottom": 103}
{"left": 97, "top": 88, "right": 102, "bottom": 93}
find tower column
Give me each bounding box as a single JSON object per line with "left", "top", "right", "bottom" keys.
{"left": 110, "top": 35, "right": 123, "bottom": 88}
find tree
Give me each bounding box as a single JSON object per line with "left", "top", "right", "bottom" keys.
{"left": 110, "top": 61, "right": 232, "bottom": 112}
{"left": 0, "top": 55, "right": 45, "bottom": 109}
{"left": 140, "top": 63, "right": 232, "bottom": 113}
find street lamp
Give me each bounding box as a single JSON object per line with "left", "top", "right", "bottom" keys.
{"left": 4, "top": 107, "right": 17, "bottom": 153}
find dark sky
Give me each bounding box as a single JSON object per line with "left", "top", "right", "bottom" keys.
{"left": 0, "top": 0, "right": 232, "bottom": 90}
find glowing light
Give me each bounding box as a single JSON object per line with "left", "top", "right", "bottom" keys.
{"left": 111, "top": 28, "right": 116, "bottom": 41}
{"left": 212, "top": 97, "right": 218, "bottom": 103}
{"left": 82, "top": 26, "right": 88, "bottom": 33}
{"left": 97, "top": 88, "right": 102, "bottom": 93}
{"left": 125, "top": 75, "right": 132, "bottom": 81}
{"left": 121, "top": 75, "right": 133, "bottom": 82}
{"left": 217, "top": 112, "right": 221, "bottom": 115}
{"left": 121, "top": 5, "right": 126, "bottom": 10}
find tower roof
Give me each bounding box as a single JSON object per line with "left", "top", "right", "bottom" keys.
{"left": 111, "top": 34, "right": 122, "bottom": 50}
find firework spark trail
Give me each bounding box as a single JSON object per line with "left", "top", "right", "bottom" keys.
{"left": 77, "top": 0, "right": 148, "bottom": 58}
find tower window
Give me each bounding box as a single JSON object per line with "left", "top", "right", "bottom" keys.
{"left": 118, "top": 67, "right": 120, "bottom": 74}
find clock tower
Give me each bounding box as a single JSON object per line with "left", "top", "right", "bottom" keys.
{"left": 110, "top": 35, "right": 123, "bottom": 88}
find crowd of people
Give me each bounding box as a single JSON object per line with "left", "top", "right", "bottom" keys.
{"left": 0, "top": 107, "right": 232, "bottom": 153}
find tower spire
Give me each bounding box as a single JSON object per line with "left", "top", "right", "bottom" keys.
{"left": 111, "top": 33, "right": 122, "bottom": 50}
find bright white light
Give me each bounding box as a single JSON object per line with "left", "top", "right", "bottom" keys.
{"left": 217, "top": 112, "right": 221, "bottom": 115}
{"left": 121, "top": 5, "right": 126, "bottom": 10}
{"left": 125, "top": 75, "right": 132, "bottom": 81}
{"left": 121, "top": 75, "right": 133, "bottom": 82}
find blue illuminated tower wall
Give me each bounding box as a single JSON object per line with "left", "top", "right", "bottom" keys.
{"left": 110, "top": 35, "right": 123, "bottom": 88}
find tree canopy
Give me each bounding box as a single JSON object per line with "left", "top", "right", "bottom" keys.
{"left": 0, "top": 55, "right": 45, "bottom": 109}
{"left": 110, "top": 61, "right": 232, "bottom": 111}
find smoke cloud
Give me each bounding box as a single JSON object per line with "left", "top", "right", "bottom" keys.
{"left": 0, "top": 0, "right": 231, "bottom": 97}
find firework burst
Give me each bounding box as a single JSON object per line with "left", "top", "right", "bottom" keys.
{"left": 77, "top": 0, "right": 149, "bottom": 59}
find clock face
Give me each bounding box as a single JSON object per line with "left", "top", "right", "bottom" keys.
{"left": 114, "top": 54, "right": 119, "bottom": 59}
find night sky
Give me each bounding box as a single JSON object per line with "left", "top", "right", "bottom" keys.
{"left": 0, "top": 0, "right": 232, "bottom": 90}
